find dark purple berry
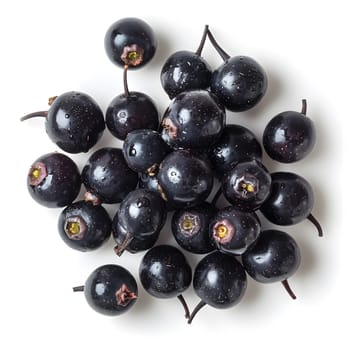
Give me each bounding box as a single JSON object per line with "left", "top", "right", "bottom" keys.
{"left": 27, "top": 152, "right": 81, "bottom": 208}
{"left": 58, "top": 201, "right": 111, "bottom": 252}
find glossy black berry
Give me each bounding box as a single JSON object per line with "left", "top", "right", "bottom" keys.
{"left": 22, "top": 92, "right": 105, "bottom": 153}
{"left": 157, "top": 150, "right": 214, "bottom": 208}
{"left": 27, "top": 152, "right": 81, "bottom": 208}
{"left": 208, "top": 30, "right": 267, "bottom": 112}
{"left": 104, "top": 17, "right": 157, "bottom": 69}
{"left": 139, "top": 245, "right": 192, "bottom": 318}
{"left": 242, "top": 230, "right": 301, "bottom": 299}
{"left": 222, "top": 160, "right": 271, "bottom": 211}
{"left": 260, "top": 172, "right": 323, "bottom": 236}
{"left": 73, "top": 264, "right": 138, "bottom": 316}
{"left": 209, "top": 124, "right": 262, "bottom": 178}
{"left": 161, "top": 90, "right": 226, "bottom": 149}
{"left": 263, "top": 100, "right": 316, "bottom": 163}
{"left": 58, "top": 201, "right": 111, "bottom": 252}
{"left": 172, "top": 202, "right": 216, "bottom": 254}
{"left": 160, "top": 25, "right": 211, "bottom": 99}
{"left": 112, "top": 189, "right": 166, "bottom": 255}
{"left": 81, "top": 148, "right": 138, "bottom": 204}
{"left": 106, "top": 92, "right": 159, "bottom": 140}
{"left": 189, "top": 251, "right": 247, "bottom": 324}
{"left": 123, "top": 129, "right": 170, "bottom": 174}
{"left": 210, "top": 206, "right": 261, "bottom": 255}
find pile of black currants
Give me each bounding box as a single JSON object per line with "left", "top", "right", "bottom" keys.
{"left": 22, "top": 17, "right": 323, "bottom": 324}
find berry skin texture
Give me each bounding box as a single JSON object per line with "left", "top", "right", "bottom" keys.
{"left": 211, "top": 56, "right": 267, "bottom": 112}
{"left": 27, "top": 152, "right": 81, "bottom": 208}
{"left": 104, "top": 17, "right": 157, "bottom": 69}
{"left": 171, "top": 202, "right": 216, "bottom": 254}
{"left": 210, "top": 206, "right": 261, "bottom": 255}
{"left": 58, "top": 201, "right": 111, "bottom": 252}
{"left": 161, "top": 50, "right": 212, "bottom": 99}
{"left": 160, "top": 90, "right": 226, "bottom": 149}
{"left": 242, "top": 230, "right": 301, "bottom": 283}
{"left": 81, "top": 264, "right": 138, "bottom": 316}
{"left": 81, "top": 148, "right": 138, "bottom": 204}
{"left": 209, "top": 124, "right": 262, "bottom": 178}
{"left": 260, "top": 172, "right": 314, "bottom": 226}
{"left": 46, "top": 91, "right": 105, "bottom": 153}
{"left": 123, "top": 129, "right": 170, "bottom": 174}
{"left": 139, "top": 245, "right": 192, "bottom": 298}
{"left": 157, "top": 150, "right": 214, "bottom": 208}
{"left": 112, "top": 189, "right": 166, "bottom": 255}
{"left": 263, "top": 100, "right": 316, "bottom": 163}
{"left": 106, "top": 92, "right": 159, "bottom": 140}
{"left": 188, "top": 251, "right": 247, "bottom": 323}
{"left": 222, "top": 160, "right": 271, "bottom": 211}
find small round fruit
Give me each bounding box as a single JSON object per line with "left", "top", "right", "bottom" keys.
{"left": 104, "top": 17, "right": 157, "bottom": 69}
{"left": 222, "top": 160, "right": 271, "bottom": 211}
{"left": 209, "top": 124, "right": 262, "bottom": 178}
{"left": 157, "top": 150, "right": 214, "bottom": 208}
{"left": 188, "top": 251, "right": 247, "bottom": 323}
{"left": 58, "top": 201, "right": 111, "bottom": 252}
{"left": 160, "top": 90, "right": 226, "bottom": 149}
{"left": 74, "top": 264, "right": 138, "bottom": 316}
{"left": 106, "top": 92, "right": 159, "bottom": 140}
{"left": 139, "top": 245, "right": 192, "bottom": 298}
{"left": 171, "top": 202, "right": 216, "bottom": 254}
{"left": 123, "top": 129, "right": 170, "bottom": 174}
{"left": 81, "top": 148, "right": 138, "bottom": 204}
{"left": 27, "top": 152, "right": 81, "bottom": 208}
{"left": 263, "top": 100, "right": 316, "bottom": 163}
{"left": 210, "top": 206, "right": 261, "bottom": 255}
{"left": 242, "top": 230, "right": 301, "bottom": 299}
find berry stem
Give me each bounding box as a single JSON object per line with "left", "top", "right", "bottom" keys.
{"left": 123, "top": 65, "right": 130, "bottom": 97}
{"left": 301, "top": 99, "right": 307, "bottom": 115}
{"left": 187, "top": 300, "right": 207, "bottom": 324}
{"left": 207, "top": 29, "right": 231, "bottom": 62}
{"left": 281, "top": 279, "right": 297, "bottom": 300}
{"left": 177, "top": 294, "right": 190, "bottom": 319}
{"left": 307, "top": 213, "right": 323, "bottom": 237}
{"left": 20, "top": 111, "right": 48, "bottom": 122}
{"left": 211, "top": 187, "right": 222, "bottom": 207}
{"left": 72, "top": 285, "right": 85, "bottom": 292}
{"left": 195, "top": 24, "right": 209, "bottom": 56}
{"left": 114, "top": 232, "right": 133, "bottom": 256}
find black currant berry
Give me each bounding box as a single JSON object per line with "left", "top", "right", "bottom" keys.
{"left": 58, "top": 201, "right": 111, "bottom": 252}
{"left": 81, "top": 148, "right": 138, "bottom": 204}
{"left": 157, "top": 150, "right": 214, "bottom": 208}
{"left": 112, "top": 189, "right": 166, "bottom": 255}
{"left": 210, "top": 206, "right": 261, "bottom": 255}
{"left": 161, "top": 25, "right": 212, "bottom": 99}
{"left": 104, "top": 17, "right": 157, "bottom": 69}
{"left": 123, "top": 129, "right": 170, "bottom": 174}
{"left": 189, "top": 251, "right": 247, "bottom": 324}
{"left": 21, "top": 92, "right": 105, "bottom": 153}
{"left": 209, "top": 124, "right": 262, "bottom": 178}
{"left": 73, "top": 264, "right": 138, "bottom": 316}
{"left": 263, "top": 99, "right": 316, "bottom": 163}
{"left": 106, "top": 66, "right": 159, "bottom": 140}
{"left": 242, "top": 230, "right": 301, "bottom": 299}
{"left": 260, "top": 172, "right": 323, "bottom": 237}
{"left": 139, "top": 245, "right": 192, "bottom": 318}
{"left": 161, "top": 90, "right": 226, "bottom": 149}
{"left": 222, "top": 160, "right": 271, "bottom": 211}
{"left": 172, "top": 202, "right": 216, "bottom": 254}
{"left": 208, "top": 30, "right": 267, "bottom": 112}
{"left": 27, "top": 152, "right": 81, "bottom": 208}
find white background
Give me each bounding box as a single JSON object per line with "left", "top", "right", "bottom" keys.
{"left": 0, "top": 0, "right": 348, "bottom": 348}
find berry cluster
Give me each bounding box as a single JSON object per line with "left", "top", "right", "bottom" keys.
{"left": 22, "top": 17, "right": 322, "bottom": 324}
